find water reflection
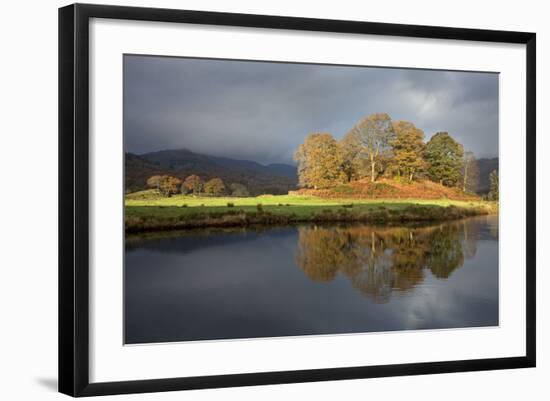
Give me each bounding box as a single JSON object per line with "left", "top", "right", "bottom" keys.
{"left": 295, "top": 220, "right": 488, "bottom": 303}
{"left": 125, "top": 216, "right": 499, "bottom": 343}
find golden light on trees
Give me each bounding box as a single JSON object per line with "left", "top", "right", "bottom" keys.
{"left": 183, "top": 174, "right": 203, "bottom": 195}
{"left": 342, "top": 113, "right": 395, "bottom": 183}
{"left": 147, "top": 175, "right": 182, "bottom": 196}
{"left": 291, "top": 113, "right": 488, "bottom": 195}
{"left": 204, "top": 177, "right": 226, "bottom": 196}
{"left": 146, "top": 175, "right": 162, "bottom": 190}
{"left": 391, "top": 120, "right": 427, "bottom": 181}
{"left": 293, "top": 132, "right": 346, "bottom": 189}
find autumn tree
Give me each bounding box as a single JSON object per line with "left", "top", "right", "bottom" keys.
{"left": 390, "top": 120, "right": 427, "bottom": 181}
{"left": 294, "top": 225, "right": 467, "bottom": 302}
{"left": 295, "top": 227, "right": 345, "bottom": 282}
{"left": 340, "top": 135, "right": 367, "bottom": 181}
{"left": 294, "top": 132, "right": 346, "bottom": 189}
{"left": 424, "top": 132, "right": 464, "bottom": 186}
{"left": 157, "top": 176, "right": 182, "bottom": 196}
{"left": 488, "top": 170, "right": 499, "bottom": 201}
{"left": 182, "top": 174, "right": 203, "bottom": 195}
{"left": 462, "top": 151, "right": 480, "bottom": 193}
{"left": 204, "top": 178, "right": 226, "bottom": 196}
{"left": 229, "top": 182, "right": 250, "bottom": 197}
{"left": 342, "top": 113, "right": 395, "bottom": 182}
{"left": 146, "top": 175, "right": 162, "bottom": 191}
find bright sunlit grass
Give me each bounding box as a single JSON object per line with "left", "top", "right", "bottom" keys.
{"left": 125, "top": 190, "right": 494, "bottom": 220}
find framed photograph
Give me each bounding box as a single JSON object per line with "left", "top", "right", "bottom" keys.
{"left": 59, "top": 3, "right": 536, "bottom": 397}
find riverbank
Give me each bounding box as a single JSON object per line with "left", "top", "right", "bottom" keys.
{"left": 125, "top": 192, "right": 497, "bottom": 233}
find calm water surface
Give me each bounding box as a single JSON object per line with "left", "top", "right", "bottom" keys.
{"left": 125, "top": 215, "right": 498, "bottom": 344}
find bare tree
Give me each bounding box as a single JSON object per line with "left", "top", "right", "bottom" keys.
{"left": 462, "top": 151, "right": 480, "bottom": 193}
{"left": 342, "top": 113, "right": 395, "bottom": 182}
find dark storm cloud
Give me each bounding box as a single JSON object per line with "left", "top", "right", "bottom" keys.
{"left": 124, "top": 55, "right": 498, "bottom": 165}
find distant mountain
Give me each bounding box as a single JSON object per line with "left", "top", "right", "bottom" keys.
{"left": 140, "top": 148, "right": 298, "bottom": 180}
{"left": 476, "top": 157, "right": 498, "bottom": 194}
{"left": 265, "top": 163, "right": 298, "bottom": 179}
{"left": 125, "top": 149, "right": 297, "bottom": 195}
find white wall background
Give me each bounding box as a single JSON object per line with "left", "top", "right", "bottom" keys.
{"left": 0, "top": 0, "right": 546, "bottom": 399}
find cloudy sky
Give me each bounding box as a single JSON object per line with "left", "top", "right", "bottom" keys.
{"left": 124, "top": 55, "right": 498, "bottom": 165}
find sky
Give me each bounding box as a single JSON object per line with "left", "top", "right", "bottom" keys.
{"left": 124, "top": 55, "right": 499, "bottom": 166}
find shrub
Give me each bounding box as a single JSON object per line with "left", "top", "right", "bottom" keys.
{"left": 333, "top": 185, "right": 355, "bottom": 194}
{"left": 367, "top": 182, "right": 397, "bottom": 195}
{"left": 256, "top": 204, "right": 263, "bottom": 212}
{"left": 227, "top": 202, "right": 235, "bottom": 207}
{"left": 342, "top": 203, "right": 354, "bottom": 208}
{"left": 180, "top": 204, "right": 188, "bottom": 208}
{"left": 392, "top": 175, "right": 410, "bottom": 184}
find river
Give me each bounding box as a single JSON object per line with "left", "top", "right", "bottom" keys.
{"left": 125, "top": 215, "right": 499, "bottom": 344}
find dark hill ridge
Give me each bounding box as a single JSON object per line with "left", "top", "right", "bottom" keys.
{"left": 264, "top": 163, "right": 297, "bottom": 178}
{"left": 141, "top": 149, "right": 297, "bottom": 179}
{"left": 476, "top": 157, "right": 498, "bottom": 194}
{"left": 125, "top": 149, "right": 297, "bottom": 195}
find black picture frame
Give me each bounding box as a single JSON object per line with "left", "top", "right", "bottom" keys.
{"left": 59, "top": 3, "right": 536, "bottom": 397}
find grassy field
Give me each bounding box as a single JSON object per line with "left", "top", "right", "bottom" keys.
{"left": 125, "top": 190, "right": 497, "bottom": 233}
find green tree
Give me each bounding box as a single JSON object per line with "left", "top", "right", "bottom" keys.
{"left": 342, "top": 113, "right": 395, "bottom": 182}
{"left": 462, "top": 151, "right": 480, "bottom": 193}
{"left": 425, "top": 225, "right": 464, "bottom": 279}
{"left": 204, "top": 178, "right": 226, "bottom": 196}
{"left": 390, "top": 120, "right": 427, "bottom": 181}
{"left": 294, "top": 132, "right": 346, "bottom": 189}
{"left": 182, "top": 174, "right": 203, "bottom": 195}
{"left": 230, "top": 182, "right": 250, "bottom": 197}
{"left": 424, "top": 132, "right": 464, "bottom": 186}
{"left": 488, "top": 169, "right": 499, "bottom": 201}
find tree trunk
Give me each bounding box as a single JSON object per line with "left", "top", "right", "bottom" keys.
{"left": 370, "top": 158, "right": 375, "bottom": 182}
{"left": 463, "top": 163, "right": 468, "bottom": 192}
{"left": 409, "top": 172, "right": 413, "bottom": 182}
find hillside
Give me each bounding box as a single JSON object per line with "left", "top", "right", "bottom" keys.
{"left": 477, "top": 157, "right": 498, "bottom": 194}
{"left": 125, "top": 150, "right": 297, "bottom": 195}
{"left": 292, "top": 178, "right": 481, "bottom": 201}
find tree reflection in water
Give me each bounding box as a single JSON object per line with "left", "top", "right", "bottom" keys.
{"left": 295, "top": 220, "right": 480, "bottom": 303}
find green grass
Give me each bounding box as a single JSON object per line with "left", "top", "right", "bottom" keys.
{"left": 125, "top": 190, "right": 497, "bottom": 233}
{"left": 126, "top": 190, "right": 489, "bottom": 209}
